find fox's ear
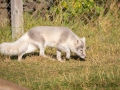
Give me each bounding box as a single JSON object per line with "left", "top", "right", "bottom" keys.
{"left": 74, "top": 40, "right": 79, "bottom": 46}
{"left": 81, "top": 37, "right": 85, "bottom": 43}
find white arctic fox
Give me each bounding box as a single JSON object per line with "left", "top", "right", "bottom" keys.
{"left": 0, "top": 26, "right": 86, "bottom": 62}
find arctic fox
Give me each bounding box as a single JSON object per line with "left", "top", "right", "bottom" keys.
{"left": 0, "top": 26, "right": 86, "bottom": 62}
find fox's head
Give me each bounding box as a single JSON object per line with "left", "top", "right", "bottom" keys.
{"left": 75, "top": 37, "right": 86, "bottom": 59}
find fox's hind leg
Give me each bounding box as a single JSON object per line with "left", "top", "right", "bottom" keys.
{"left": 18, "top": 53, "right": 24, "bottom": 61}
{"left": 39, "top": 46, "right": 46, "bottom": 57}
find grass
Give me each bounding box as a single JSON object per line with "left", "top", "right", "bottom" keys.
{"left": 0, "top": 56, "right": 120, "bottom": 90}
{"left": 0, "top": 1, "right": 120, "bottom": 90}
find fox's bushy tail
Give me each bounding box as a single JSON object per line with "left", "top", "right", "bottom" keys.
{"left": 0, "top": 33, "right": 29, "bottom": 56}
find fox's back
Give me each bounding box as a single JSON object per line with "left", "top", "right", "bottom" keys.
{"left": 28, "top": 26, "right": 71, "bottom": 36}
{"left": 28, "top": 26, "right": 74, "bottom": 46}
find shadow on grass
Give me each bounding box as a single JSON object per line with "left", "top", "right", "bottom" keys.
{"left": 71, "top": 55, "right": 86, "bottom": 61}
{"left": 10, "top": 52, "right": 39, "bottom": 61}
{"left": 9, "top": 52, "right": 86, "bottom": 61}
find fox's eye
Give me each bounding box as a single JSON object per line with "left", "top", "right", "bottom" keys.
{"left": 79, "top": 49, "right": 82, "bottom": 52}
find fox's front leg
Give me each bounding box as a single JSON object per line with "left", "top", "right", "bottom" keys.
{"left": 57, "top": 50, "right": 62, "bottom": 62}
{"left": 66, "top": 49, "right": 70, "bottom": 60}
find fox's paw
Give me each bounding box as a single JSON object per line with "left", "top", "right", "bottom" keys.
{"left": 58, "top": 60, "right": 65, "bottom": 62}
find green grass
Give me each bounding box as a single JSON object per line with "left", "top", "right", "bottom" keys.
{"left": 0, "top": 1, "right": 120, "bottom": 90}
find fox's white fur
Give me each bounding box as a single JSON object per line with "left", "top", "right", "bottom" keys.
{"left": 0, "top": 26, "right": 86, "bottom": 62}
